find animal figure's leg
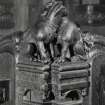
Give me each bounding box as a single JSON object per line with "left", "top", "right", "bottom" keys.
{"left": 50, "top": 43, "right": 55, "bottom": 58}
{"left": 60, "top": 41, "right": 70, "bottom": 62}
{"left": 66, "top": 49, "right": 71, "bottom": 58}
{"left": 37, "top": 41, "right": 48, "bottom": 61}
{"left": 36, "top": 29, "right": 51, "bottom": 62}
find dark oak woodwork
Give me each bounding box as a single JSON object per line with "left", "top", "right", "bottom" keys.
{"left": 0, "top": 30, "right": 105, "bottom": 105}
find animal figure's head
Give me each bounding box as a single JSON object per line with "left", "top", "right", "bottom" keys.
{"left": 41, "top": 0, "right": 66, "bottom": 19}
{"left": 41, "top": 0, "right": 55, "bottom": 17}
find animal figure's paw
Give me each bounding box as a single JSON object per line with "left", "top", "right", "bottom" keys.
{"left": 32, "top": 58, "right": 38, "bottom": 62}
{"left": 58, "top": 57, "right": 65, "bottom": 63}
{"left": 32, "top": 57, "right": 51, "bottom": 64}
{"left": 71, "top": 55, "right": 87, "bottom": 62}
{"left": 54, "top": 57, "right": 66, "bottom": 64}
{"left": 41, "top": 57, "right": 51, "bottom": 64}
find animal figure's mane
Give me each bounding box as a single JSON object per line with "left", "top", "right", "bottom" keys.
{"left": 46, "top": 1, "right": 63, "bottom": 18}
{"left": 34, "top": 1, "right": 64, "bottom": 26}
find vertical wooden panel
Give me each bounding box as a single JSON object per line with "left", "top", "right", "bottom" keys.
{"left": 28, "top": 0, "right": 43, "bottom": 27}
{"left": 89, "top": 54, "right": 105, "bottom": 105}
{"left": 14, "top": 0, "right": 29, "bottom": 31}
{"left": 0, "top": 53, "right": 15, "bottom": 105}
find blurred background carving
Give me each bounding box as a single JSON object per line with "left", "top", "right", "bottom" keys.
{"left": 0, "top": 0, "right": 14, "bottom": 29}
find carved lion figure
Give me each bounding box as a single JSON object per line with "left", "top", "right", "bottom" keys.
{"left": 22, "top": 0, "right": 81, "bottom": 63}
{"left": 22, "top": 0, "right": 105, "bottom": 63}
{"left": 32, "top": 0, "right": 68, "bottom": 63}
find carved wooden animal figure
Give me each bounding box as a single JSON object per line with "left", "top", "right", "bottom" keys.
{"left": 33, "top": 0, "right": 82, "bottom": 63}
{"left": 32, "top": 0, "right": 67, "bottom": 63}
{"left": 22, "top": 0, "right": 81, "bottom": 63}
{"left": 56, "top": 17, "right": 80, "bottom": 62}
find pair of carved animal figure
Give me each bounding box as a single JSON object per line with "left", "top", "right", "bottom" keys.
{"left": 22, "top": 0, "right": 68, "bottom": 63}
{"left": 26, "top": 0, "right": 81, "bottom": 63}
{"left": 21, "top": 0, "right": 105, "bottom": 64}
{"left": 35, "top": 0, "right": 68, "bottom": 63}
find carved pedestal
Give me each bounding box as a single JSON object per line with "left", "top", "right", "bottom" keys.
{"left": 51, "top": 62, "right": 90, "bottom": 105}
{"left": 16, "top": 60, "right": 50, "bottom": 105}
